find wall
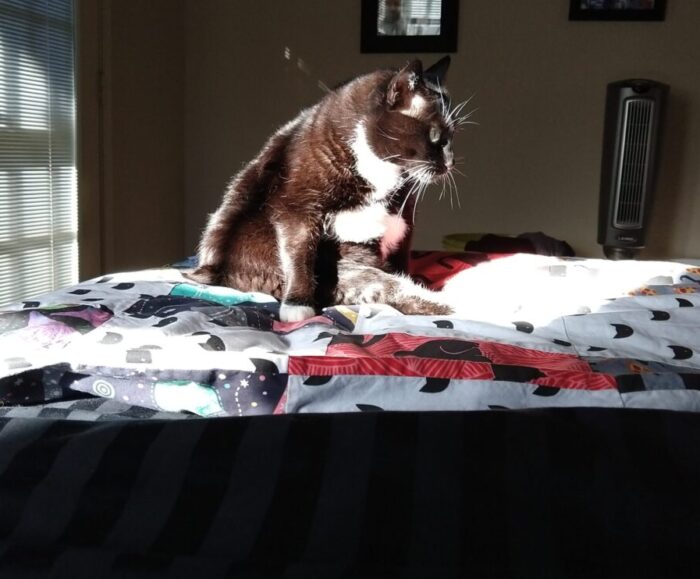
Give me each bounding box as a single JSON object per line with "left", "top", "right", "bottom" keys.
{"left": 79, "top": 0, "right": 185, "bottom": 275}
{"left": 184, "top": 0, "right": 700, "bottom": 260}
{"left": 451, "top": 0, "right": 700, "bottom": 259}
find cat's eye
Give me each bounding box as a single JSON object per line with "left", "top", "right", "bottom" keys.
{"left": 429, "top": 126, "right": 441, "bottom": 144}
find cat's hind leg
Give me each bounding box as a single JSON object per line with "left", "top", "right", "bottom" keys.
{"left": 334, "top": 261, "right": 453, "bottom": 315}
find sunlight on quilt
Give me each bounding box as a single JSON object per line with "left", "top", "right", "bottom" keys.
{"left": 442, "top": 254, "right": 696, "bottom": 326}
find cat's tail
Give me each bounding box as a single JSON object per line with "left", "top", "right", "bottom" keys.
{"left": 335, "top": 261, "right": 453, "bottom": 316}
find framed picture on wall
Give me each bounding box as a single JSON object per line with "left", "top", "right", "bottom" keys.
{"left": 569, "top": 0, "right": 666, "bottom": 21}
{"left": 361, "top": 0, "right": 459, "bottom": 53}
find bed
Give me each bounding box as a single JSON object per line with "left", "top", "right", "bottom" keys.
{"left": 1, "top": 250, "right": 699, "bottom": 576}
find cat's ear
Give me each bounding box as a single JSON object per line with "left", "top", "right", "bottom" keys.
{"left": 386, "top": 59, "right": 424, "bottom": 109}
{"left": 424, "top": 55, "right": 451, "bottom": 85}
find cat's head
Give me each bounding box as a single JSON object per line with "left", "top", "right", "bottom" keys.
{"left": 366, "top": 56, "right": 461, "bottom": 184}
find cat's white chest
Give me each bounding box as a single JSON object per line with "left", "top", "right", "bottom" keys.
{"left": 332, "top": 123, "right": 407, "bottom": 252}
{"left": 331, "top": 204, "right": 407, "bottom": 254}
{"left": 351, "top": 123, "right": 402, "bottom": 200}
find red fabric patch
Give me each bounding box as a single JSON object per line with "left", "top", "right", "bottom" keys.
{"left": 325, "top": 332, "right": 587, "bottom": 372}
{"left": 289, "top": 355, "right": 617, "bottom": 390}
{"left": 325, "top": 333, "right": 485, "bottom": 360}
{"left": 408, "top": 250, "right": 510, "bottom": 290}
{"left": 478, "top": 341, "right": 590, "bottom": 373}
{"left": 291, "top": 332, "right": 618, "bottom": 390}
{"left": 289, "top": 356, "right": 494, "bottom": 380}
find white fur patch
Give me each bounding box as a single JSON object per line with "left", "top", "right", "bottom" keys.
{"left": 198, "top": 244, "right": 217, "bottom": 267}
{"left": 333, "top": 203, "right": 389, "bottom": 243}
{"left": 275, "top": 225, "right": 293, "bottom": 285}
{"left": 380, "top": 214, "right": 408, "bottom": 259}
{"left": 351, "top": 123, "right": 402, "bottom": 200}
{"left": 401, "top": 94, "right": 428, "bottom": 118}
{"left": 275, "top": 224, "right": 316, "bottom": 322}
{"left": 279, "top": 304, "right": 315, "bottom": 322}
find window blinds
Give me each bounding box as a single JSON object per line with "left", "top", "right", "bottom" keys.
{"left": 378, "top": 0, "right": 442, "bottom": 35}
{"left": 0, "top": 0, "right": 77, "bottom": 307}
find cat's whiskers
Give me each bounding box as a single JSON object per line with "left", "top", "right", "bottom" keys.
{"left": 448, "top": 170, "right": 461, "bottom": 209}
{"left": 446, "top": 101, "right": 468, "bottom": 125}
{"left": 452, "top": 107, "right": 480, "bottom": 129}
{"left": 378, "top": 127, "right": 400, "bottom": 142}
{"left": 398, "top": 175, "right": 422, "bottom": 219}
{"left": 446, "top": 95, "right": 476, "bottom": 128}
{"left": 450, "top": 166, "right": 467, "bottom": 178}
{"left": 434, "top": 172, "right": 450, "bottom": 209}
{"left": 412, "top": 174, "right": 432, "bottom": 224}
{"left": 439, "top": 174, "right": 449, "bottom": 210}
{"left": 401, "top": 158, "right": 435, "bottom": 180}
{"left": 438, "top": 175, "right": 447, "bottom": 201}
{"left": 399, "top": 156, "right": 432, "bottom": 166}
{"left": 404, "top": 166, "right": 431, "bottom": 223}
{"left": 445, "top": 174, "right": 453, "bottom": 209}
{"left": 397, "top": 164, "right": 432, "bottom": 222}
{"left": 442, "top": 174, "right": 454, "bottom": 209}
{"left": 456, "top": 113, "right": 478, "bottom": 124}
{"left": 410, "top": 164, "right": 435, "bottom": 184}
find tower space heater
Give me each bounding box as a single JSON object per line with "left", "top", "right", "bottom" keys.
{"left": 597, "top": 79, "right": 668, "bottom": 259}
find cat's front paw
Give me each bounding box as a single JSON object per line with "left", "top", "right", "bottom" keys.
{"left": 279, "top": 303, "right": 316, "bottom": 322}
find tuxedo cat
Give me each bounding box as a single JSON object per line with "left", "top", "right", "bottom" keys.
{"left": 191, "top": 57, "right": 465, "bottom": 322}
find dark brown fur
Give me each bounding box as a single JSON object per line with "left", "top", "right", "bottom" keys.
{"left": 191, "top": 58, "right": 458, "bottom": 320}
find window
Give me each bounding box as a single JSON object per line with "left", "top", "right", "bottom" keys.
{"left": 0, "top": 0, "right": 77, "bottom": 307}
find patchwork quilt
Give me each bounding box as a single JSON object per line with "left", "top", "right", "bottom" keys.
{"left": 1, "top": 252, "right": 699, "bottom": 419}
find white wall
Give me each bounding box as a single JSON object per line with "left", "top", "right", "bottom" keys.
{"left": 182, "top": 0, "right": 700, "bottom": 259}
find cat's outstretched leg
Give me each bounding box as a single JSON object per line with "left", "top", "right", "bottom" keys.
{"left": 334, "top": 261, "right": 453, "bottom": 315}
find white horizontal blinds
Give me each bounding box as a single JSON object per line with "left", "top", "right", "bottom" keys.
{"left": 0, "top": 0, "right": 77, "bottom": 307}
{"left": 403, "top": 0, "right": 442, "bottom": 35}
{"left": 378, "top": 0, "right": 442, "bottom": 35}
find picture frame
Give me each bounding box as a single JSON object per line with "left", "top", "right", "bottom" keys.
{"left": 361, "top": 0, "right": 459, "bottom": 53}
{"left": 569, "top": 0, "right": 666, "bottom": 21}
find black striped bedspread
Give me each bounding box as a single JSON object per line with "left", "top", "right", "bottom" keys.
{"left": 0, "top": 408, "right": 699, "bottom": 577}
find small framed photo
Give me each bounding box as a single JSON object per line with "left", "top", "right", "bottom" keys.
{"left": 569, "top": 0, "right": 666, "bottom": 21}
{"left": 361, "top": 0, "right": 459, "bottom": 53}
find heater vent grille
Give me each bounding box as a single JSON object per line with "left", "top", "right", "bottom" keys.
{"left": 613, "top": 98, "right": 655, "bottom": 228}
